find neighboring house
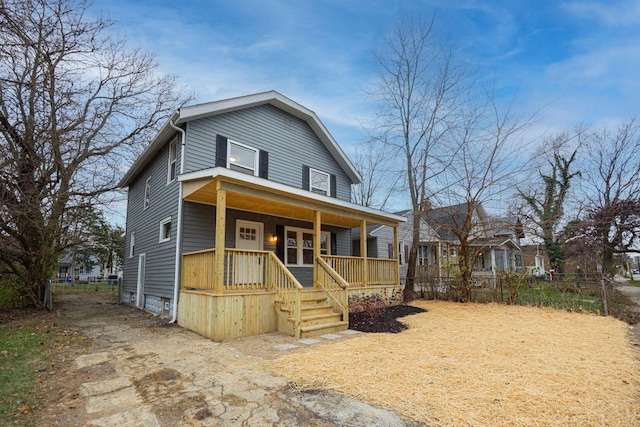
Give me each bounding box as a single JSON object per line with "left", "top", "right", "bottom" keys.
{"left": 354, "top": 201, "right": 522, "bottom": 285}
{"left": 520, "top": 244, "right": 547, "bottom": 277}
{"left": 119, "top": 91, "right": 405, "bottom": 341}
{"left": 54, "top": 248, "right": 103, "bottom": 282}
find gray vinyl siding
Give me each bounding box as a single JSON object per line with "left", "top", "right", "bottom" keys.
{"left": 352, "top": 237, "right": 379, "bottom": 258}
{"left": 183, "top": 104, "right": 352, "bottom": 200}
{"left": 372, "top": 226, "right": 396, "bottom": 259}
{"left": 182, "top": 203, "right": 215, "bottom": 253}
{"left": 122, "top": 136, "right": 181, "bottom": 300}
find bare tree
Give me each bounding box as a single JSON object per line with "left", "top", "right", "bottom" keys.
{"left": 433, "top": 92, "right": 534, "bottom": 301}
{"left": 578, "top": 119, "right": 640, "bottom": 274}
{"left": 518, "top": 132, "right": 582, "bottom": 273}
{"left": 0, "top": 0, "right": 190, "bottom": 307}
{"left": 351, "top": 139, "right": 398, "bottom": 209}
{"left": 371, "top": 14, "right": 469, "bottom": 300}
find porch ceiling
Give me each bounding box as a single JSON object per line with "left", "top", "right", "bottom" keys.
{"left": 181, "top": 172, "right": 401, "bottom": 229}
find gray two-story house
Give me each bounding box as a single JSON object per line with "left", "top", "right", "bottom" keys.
{"left": 119, "top": 91, "right": 405, "bottom": 340}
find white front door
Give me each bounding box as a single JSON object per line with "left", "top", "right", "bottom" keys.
{"left": 235, "top": 220, "right": 264, "bottom": 284}
{"left": 136, "top": 253, "right": 146, "bottom": 308}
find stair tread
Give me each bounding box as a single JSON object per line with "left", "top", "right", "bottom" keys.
{"left": 290, "top": 312, "right": 341, "bottom": 322}
{"left": 300, "top": 321, "right": 348, "bottom": 332}
{"left": 280, "top": 304, "right": 333, "bottom": 312}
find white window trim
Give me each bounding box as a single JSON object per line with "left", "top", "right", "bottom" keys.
{"left": 129, "top": 231, "right": 136, "bottom": 258}
{"left": 227, "top": 139, "right": 259, "bottom": 176}
{"left": 167, "top": 140, "right": 177, "bottom": 184}
{"left": 159, "top": 216, "right": 172, "bottom": 243}
{"left": 143, "top": 176, "right": 151, "bottom": 210}
{"left": 284, "top": 226, "right": 330, "bottom": 267}
{"left": 309, "top": 168, "right": 330, "bottom": 195}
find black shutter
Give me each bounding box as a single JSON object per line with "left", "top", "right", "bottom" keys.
{"left": 302, "top": 165, "right": 309, "bottom": 190}
{"left": 259, "top": 150, "right": 269, "bottom": 179}
{"left": 388, "top": 243, "right": 394, "bottom": 259}
{"left": 330, "top": 174, "right": 337, "bottom": 198}
{"left": 216, "top": 135, "right": 227, "bottom": 167}
{"left": 275, "top": 224, "right": 284, "bottom": 261}
{"left": 331, "top": 232, "right": 337, "bottom": 255}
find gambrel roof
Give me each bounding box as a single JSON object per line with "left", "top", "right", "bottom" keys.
{"left": 120, "top": 91, "right": 362, "bottom": 187}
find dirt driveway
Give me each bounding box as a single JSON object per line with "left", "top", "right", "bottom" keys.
{"left": 36, "top": 291, "right": 421, "bottom": 427}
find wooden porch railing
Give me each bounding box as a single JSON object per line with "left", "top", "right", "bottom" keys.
{"left": 181, "top": 248, "right": 216, "bottom": 290}
{"left": 316, "top": 257, "right": 348, "bottom": 322}
{"left": 322, "top": 255, "right": 398, "bottom": 287}
{"left": 181, "top": 249, "right": 304, "bottom": 333}
{"left": 181, "top": 248, "right": 272, "bottom": 291}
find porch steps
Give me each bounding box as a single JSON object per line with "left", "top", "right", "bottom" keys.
{"left": 277, "top": 293, "right": 348, "bottom": 338}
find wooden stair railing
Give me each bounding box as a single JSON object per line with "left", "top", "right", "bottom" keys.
{"left": 315, "top": 257, "right": 349, "bottom": 324}
{"left": 265, "top": 252, "right": 304, "bottom": 335}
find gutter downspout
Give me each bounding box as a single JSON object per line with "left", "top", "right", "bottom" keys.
{"left": 169, "top": 113, "right": 185, "bottom": 323}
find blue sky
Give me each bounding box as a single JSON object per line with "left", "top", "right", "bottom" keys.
{"left": 94, "top": 0, "right": 639, "bottom": 218}
{"left": 93, "top": 0, "right": 640, "bottom": 144}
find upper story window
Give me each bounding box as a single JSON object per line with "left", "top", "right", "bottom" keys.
{"left": 168, "top": 140, "right": 177, "bottom": 183}
{"left": 217, "top": 135, "right": 268, "bottom": 179}
{"left": 285, "top": 226, "right": 330, "bottom": 266}
{"left": 310, "top": 168, "right": 330, "bottom": 195}
{"left": 228, "top": 140, "right": 259, "bottom": 176}
{"left": 302, "top": 165, "right": 335, "bottom": 197}
{"left": 143, "top": 177, "right": 151, "bottom": 210}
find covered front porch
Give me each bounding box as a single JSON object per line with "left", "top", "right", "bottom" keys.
{"left": 176, "top": 168, "right": 404, "bottom": 340}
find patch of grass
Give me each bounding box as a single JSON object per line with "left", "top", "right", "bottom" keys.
{"left": 0, "top": 316, "right": 79, "bottom": 426}
{"left": 517, "top": 285, "right": 603, "bottom": 313}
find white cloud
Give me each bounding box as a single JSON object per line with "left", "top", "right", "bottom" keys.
{"left": 562, "top": 0, "right": 640, "bottom": 26}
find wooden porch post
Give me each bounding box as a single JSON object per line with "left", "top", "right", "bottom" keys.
{"left": 314, "top": 210, "right": 321, "bottom": 287}
{"left": 490, "top": 248, "right": 497, "bottom": 283}
{"left": 360, "top": 220, "right": 368, "bottom": 287}
{"left": 437, "top": 241, "right": 442, "bottom": 278}
{"left": 393, "top": 225, "right": 400, "bottom": 287}
{"left": 214, "top": 185, "right": 226, "bottom": 294}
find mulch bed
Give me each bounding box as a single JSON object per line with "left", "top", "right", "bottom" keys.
{"left": 349, "top": 304, "right": 427, "bottom": 333}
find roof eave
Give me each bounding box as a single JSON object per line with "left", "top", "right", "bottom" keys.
{"left": 118, "top": 110, "right": 180, "bottom": 187}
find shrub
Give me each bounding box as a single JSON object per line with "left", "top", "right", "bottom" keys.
{"left": 0, "top": 276, "right": 28, "bottom": 310}
{"left": 349, "top": 293, "right": 386, "bottom": 323}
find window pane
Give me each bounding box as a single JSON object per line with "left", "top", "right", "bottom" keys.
{"left": 230, "top": 143, "right": 256, "bottom": 172}
{"left": 310, "top": 169, "right": 328, "bottom": 194}
{"left": 303, "top": 248, "right": 313, "bottom": 264}
{"left": 287, "top": 231, "right": 297, "bottom": 248}
{"left": 303, "top": 233, "right": 313, "bottom": 248}
{"left": 240, "top": 227, "right": 256, "bottom": 241}
{"left": 169, "top": 142, "right": 177, "bottom": 181}
{"left": 287, "top": 248, "right": 297, "bottom": 264}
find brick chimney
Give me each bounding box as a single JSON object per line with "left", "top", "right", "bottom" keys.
{"left": 421, "top": 199, "right": 432, "bottom": 212}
